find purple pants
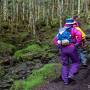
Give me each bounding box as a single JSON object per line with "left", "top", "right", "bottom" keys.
{"left": 60, "top": 44, "right": 80, "bottom": 82}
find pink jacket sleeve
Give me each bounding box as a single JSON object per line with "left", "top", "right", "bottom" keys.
{"left": 71, "top": 27, "right": 82, "bottom": 45}
{"left": 53, "top": 36, "right": 58, "bottom": 46}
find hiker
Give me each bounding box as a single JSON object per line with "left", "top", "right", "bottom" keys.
{"left": 54, "top": 18, "right": 82, "bottom": 85}
{"left": 73, "top": 18, "right": 88, "bottom": 67}
{"left": 73, "top": 15, "right": 81, "bottom": 27}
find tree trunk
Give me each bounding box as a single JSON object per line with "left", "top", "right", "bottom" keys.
{"left": 32, "top": 0, "right": 36, "bottom": 37}
{"left": 52, "top": 0, "right": 54, "bottom": 21}
{"left": 43, "top": 1, "right": 45, "bottom": 21}
{"left": 71, "top": 0, "right": 75, "bottom": 17}
{"left": 58, "top": 0, "right": 62, "bottom": 27}
{"left": 16, "top": 0, "right": 19, "bottom": 23}
{"left": 78, "top": 0, "right": 81, "bottom": 16}
{"left": 22, "top": 0, "right": 25, "bottom": 21}
{"left": 46, "top": 0, "right": 49, "bottom": 26}
{"left": 3, "top": 0, "right": 7, "bottom": 21}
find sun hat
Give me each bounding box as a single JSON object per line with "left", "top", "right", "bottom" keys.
{"left": 65, "top": 18, "right": 75, "bottom": 25}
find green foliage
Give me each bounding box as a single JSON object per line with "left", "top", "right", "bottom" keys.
{"left": 10, "top": 63, "right": 62, "bottom": 90}
{"left": 49, "top": 31, "right": 57, "bottom": 42}
{"left": 0, "top": 31, "right": 29, "bottom": 45}
{"left": 0, "top": 42, "right": 16, "bottom": 55}
{"left": 0, "top": 65, "right": 5, "bottom": 78}
{"left": 42, "top": 43, "right": 50, "bottom": 50}
{"left": 43, "top": 28, "right": 58, "bottom": 45}
{"left": 18, "top": 32, "right": 29, "bottom": 40}
{"left": 0, "top": 22, "right": 10, "bottom": 32}
{"left": 50, "top": 18, "right": 59, "bottom": 28}
{"left": 36, "top": 19, "right": 46, "bottom": 30}
{"left": 14, "top": 32, "right": 29, "bottom": 44}
{"left": 42, "top": 25, "right": 51, "bottom": 31}
{"left": 85, "top": 25, "right": 90, "bottom": 29}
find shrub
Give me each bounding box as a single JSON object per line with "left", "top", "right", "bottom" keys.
{"left": 0, "top": 42, "right": 16, "bottom": 55}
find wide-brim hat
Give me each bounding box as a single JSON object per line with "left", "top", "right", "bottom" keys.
{"left": 65, "top": 18, "right": 75, "bottom": 24}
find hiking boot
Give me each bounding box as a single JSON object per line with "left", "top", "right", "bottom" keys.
{"left": 64, "top": 81, "right": 69, "bottom": 85}
{"left": 68, "top": 78, "right": 74, "bottom": 83}
{"left": 81, "top": 63, "right": 88, "bottom": 68}
{"left": 68, "top": 74, "right": 74, "bottom": 79}
{"left": 68, "top": 74, "right": 75, "bottom": 83}
{"left": 82, "top": 64, "right": 88, "bottom": 67}
{"left": 64, "top": 78, "right": 74, "bottom": 85}
{"left": 64, "top": 80, "right": 69, "bottom": 85}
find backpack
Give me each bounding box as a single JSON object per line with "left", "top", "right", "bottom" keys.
{"left": 57, "top": 27, "right": 72, "bottom": 46}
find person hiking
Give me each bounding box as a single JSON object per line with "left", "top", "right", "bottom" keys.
{"left": 54, "top": 18, "right": 82, "bottom": 85}
{"left": 65, "top": 16, "right": 88, "bottom": 66}
{"left": 73, "top": 18, "right": 88, "bottom": 67}
{"left": 73, "top": 15, "right": 81, "bottom": 27}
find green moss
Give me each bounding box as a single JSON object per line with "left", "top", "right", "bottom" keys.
{"left": 42, "top": 44, "right": 50, "bottom": 50}
{"left": 25, "top": 44, "right": 42, "bottom": 52}
{"left": 14, "top": 44, "right": 42, "bottom": 60}
{"left": 14, "top": 43, "right": 51, "bottom": 61}
{"left": 48, "top": 53, "right": 55, "bottom": 58}
{"left": 10, "top": 63, "right": 62, "bottom": 90}
{"left": 0, "top": 42, "right": 16, "bottom": 54}
{"left": 24, "top": 76, "right": 44, "bottom": 90}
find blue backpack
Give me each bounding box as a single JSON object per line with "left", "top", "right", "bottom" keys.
{"left": 57, "top": 27, "right": 72, "bottom": 45}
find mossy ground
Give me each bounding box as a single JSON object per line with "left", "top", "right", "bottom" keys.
{"left": 10, "top": 63, "right": 62, "bottom": 90}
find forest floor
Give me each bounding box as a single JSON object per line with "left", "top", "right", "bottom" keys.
{"left": 37, "top": 63, "right": 90, "bottom": 90}
{"left": 1, "top": 29, "right": 90, "bottom": 90}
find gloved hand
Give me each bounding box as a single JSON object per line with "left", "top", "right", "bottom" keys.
{"left": 57, "top": 40, "right": 61, "bottom": 44}
{"left": 74, "top": 43, "right": 79, "bottom": 48}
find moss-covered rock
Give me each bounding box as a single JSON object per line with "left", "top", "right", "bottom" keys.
{"left": 10, "top": 63, "right": 62, "bottom": 90}
{"left": 13, "top": 43, "right": 55, "bottom": 62}
{"left": 14, "top": 44, "right": 43, "bottom": 60}
{"left": 0, "top": 42, "right": 16, "bottom": 55}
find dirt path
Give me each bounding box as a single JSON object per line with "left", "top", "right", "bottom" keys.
{"left": 37, "top": 63, "right": 90, "bottom": 90}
